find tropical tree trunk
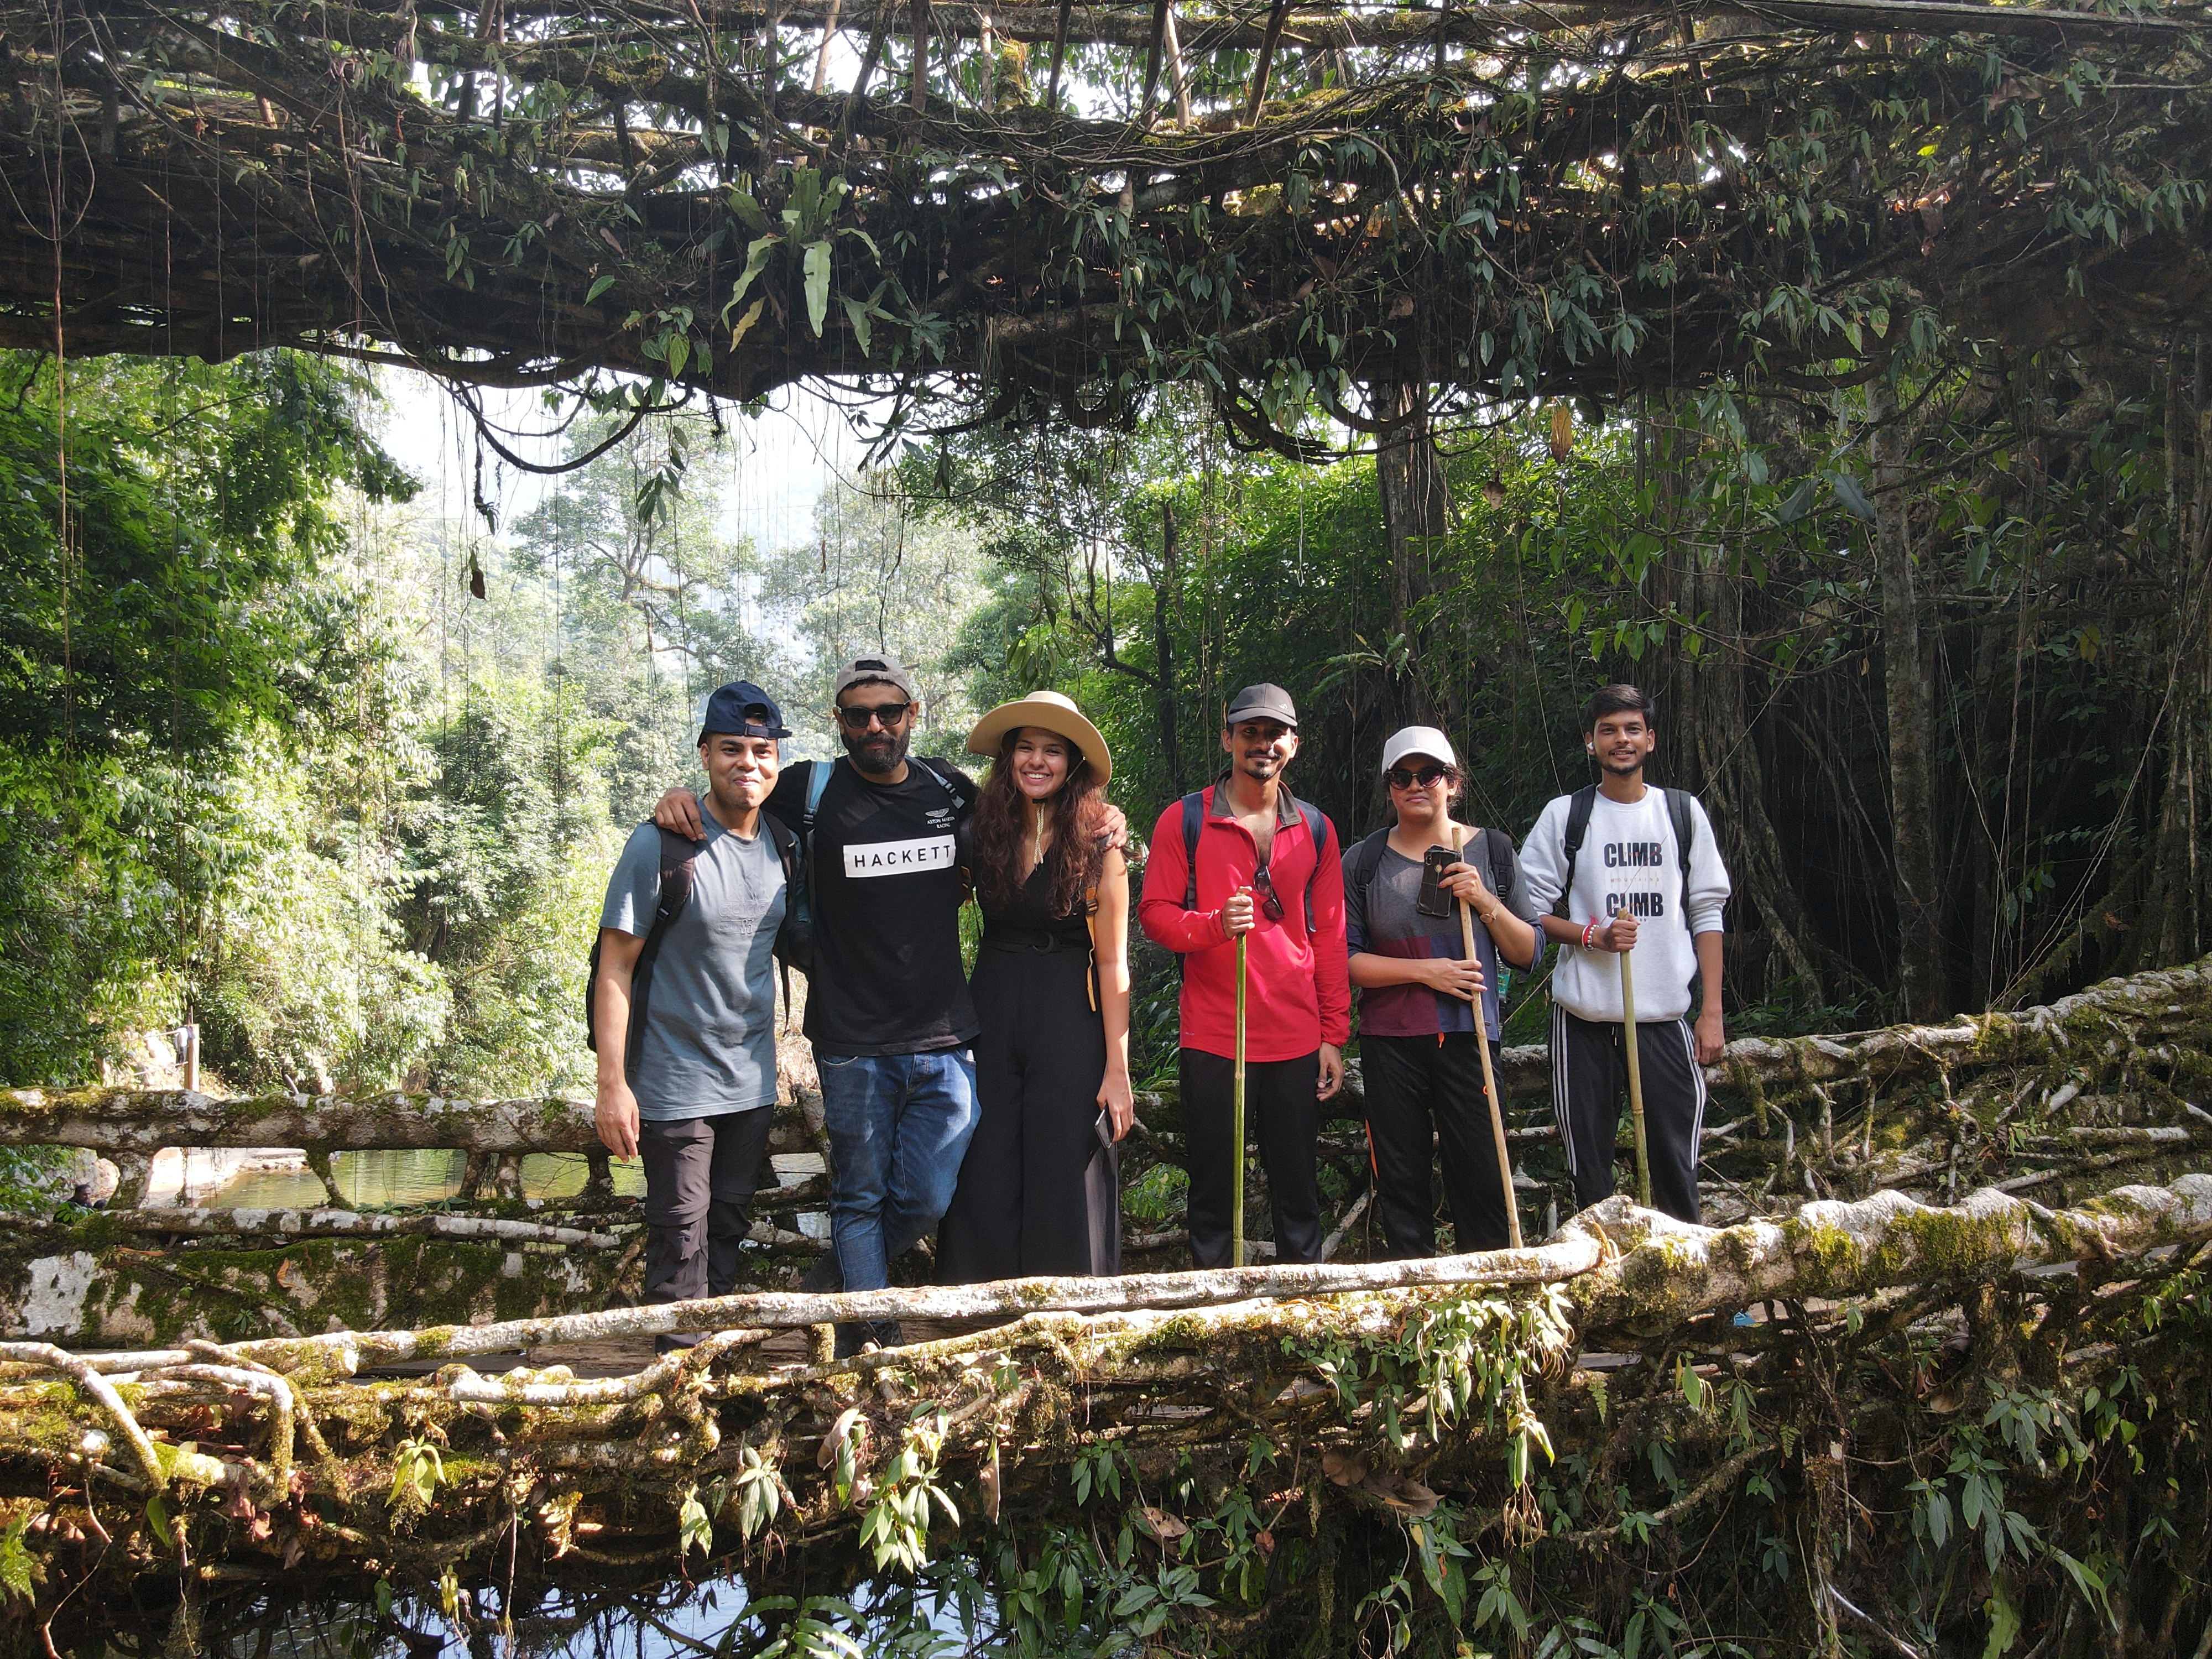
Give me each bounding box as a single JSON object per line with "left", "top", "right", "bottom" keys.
{"left": 1871, "top": 385, "right": 1948, "bottom": 1018}
{"left": 1156, "top": 499, "right": 1185, "bottom": 793}
{"left": 1373, "top": 382, "right": 1449, "bottom": 727}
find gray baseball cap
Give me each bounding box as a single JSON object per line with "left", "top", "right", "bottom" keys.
{"left": 832, "top": 651, "right": 919, "bottom": 701}
{"left": 1224, "top": 682, "right": 1299, "bottom": 728}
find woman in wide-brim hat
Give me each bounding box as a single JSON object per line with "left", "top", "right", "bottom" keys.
{"left": 936, "top": 690, "right": 1133, "bottom": 1283}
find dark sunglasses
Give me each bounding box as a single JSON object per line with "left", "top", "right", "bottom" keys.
{"left": 1250, "top": 863, "right": 1287, "bottom": 924}
{"left": 1386, "top": 764, "right": 1454, "bottom": 790}
{"left": 837, "top": 701, "right": 911, "bottom": 730}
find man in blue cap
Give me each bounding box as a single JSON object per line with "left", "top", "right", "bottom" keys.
{"left": 593, "top": 680, "right": 795, "bottom": 1347}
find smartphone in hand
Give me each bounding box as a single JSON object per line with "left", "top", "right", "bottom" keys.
{"left": 1416, "top": 844, "right": 1457, "bottom": 918}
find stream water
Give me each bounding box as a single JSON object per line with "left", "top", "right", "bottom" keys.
{"left": 72, "top": 1562, "right": 987, "bottom": 1656}
{"left": 206, "top": 1150, "right": 648, "bottom": 1209}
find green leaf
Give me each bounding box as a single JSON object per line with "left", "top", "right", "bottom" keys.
{"left": 842, "top": 295, "right": 874, "bottom": 356}
{"left": 727, "top": 189, "right": 773, "bottom": 234}
{"left": 679, "top": 1485, "right": 713, "bottom": 1556}
{"left": 144, "top": 1494, "right": 174, "bottom": 1550}
{"left": 721, "top": 235, "right": 780, "bottom": 324}
{"left": 586, "top": 273, "right": 618, "bottom": 305}
{"left": 1982, "top": 1576, "right": 2022, "bottom": 1658}
{"left": 1828, "top": 471, "right": 1877, "bottom": 521}
{"left": 804, "top": 240, "right": 832, "bottom": 338}
{"left": 0, "top": 1515, "right": 38, "bottom": 1601}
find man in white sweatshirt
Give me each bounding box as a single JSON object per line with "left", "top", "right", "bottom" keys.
{"left": 1519, "top": 685, "right": 1730, "bottom": 1222}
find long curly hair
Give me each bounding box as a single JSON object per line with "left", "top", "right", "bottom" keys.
{"left": 968, "top": 727, "right": 1110, "bottom": 918}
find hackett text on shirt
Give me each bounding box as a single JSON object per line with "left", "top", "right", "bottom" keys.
{"left": 843, "top": 835, "right": 958, "bottom": 877}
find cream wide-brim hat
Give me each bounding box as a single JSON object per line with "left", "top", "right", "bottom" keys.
{"left": 965, "top": 690, "right": 1113, "bottom": 787}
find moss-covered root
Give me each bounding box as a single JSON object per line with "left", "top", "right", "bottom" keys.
{"left": 1575, "top": 1171, "right": 2212, "bottom": 1329}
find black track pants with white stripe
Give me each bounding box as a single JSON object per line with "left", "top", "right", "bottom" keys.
{"left": 1548, "top": 1005, "right": 1705, "bottom": 1223}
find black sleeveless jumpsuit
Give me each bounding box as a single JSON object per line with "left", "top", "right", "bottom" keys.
{"left": 935, "top": 862, "right": 1121, "bottom": 1281}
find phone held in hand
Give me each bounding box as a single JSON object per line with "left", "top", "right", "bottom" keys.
{"left": 1093, "top": 1109, "right": 1115, "bottom": 1151}
{"left": 1416, "top": 844, "right": 1457, "bottom": 918}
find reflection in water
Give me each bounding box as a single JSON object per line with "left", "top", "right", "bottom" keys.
{"left": 208, "top": 1150, "right": 647, "bottom": 1210}
{"left": 105, "top": 1565, "right": 988, "bottom": 1657}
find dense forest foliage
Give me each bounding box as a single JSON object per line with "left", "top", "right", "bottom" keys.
{"left": 1, "top": 330, "right": 2208, "bottom": 1102}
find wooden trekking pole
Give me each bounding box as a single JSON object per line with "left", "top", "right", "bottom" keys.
{"left": 1232, "top": 900, "right": 1250, "bottom": 1269}
{"left": 1454, "top": 826, "right": 1522, "bottom": 1248}
{"left": 1618, "top": 932, "right": 1653, "bottom": 1208}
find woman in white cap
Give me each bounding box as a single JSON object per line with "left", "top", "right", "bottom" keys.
{"left": 935, "top": 691, "right": 1134, "bottom": 1281}
{"left": 1343, "top": 727, "right": 1542, "bottom": 1255}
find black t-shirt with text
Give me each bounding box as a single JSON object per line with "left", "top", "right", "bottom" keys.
{"left": 764, "top": 756, "right": 979, "bottom": 1056}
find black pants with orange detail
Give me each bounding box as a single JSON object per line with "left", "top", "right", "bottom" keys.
{"left": 1360, "top": 1032, "right": 1514, "bottom": 1257}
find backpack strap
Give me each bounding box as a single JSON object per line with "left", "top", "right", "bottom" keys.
{"left": 1480, "top": 826, "right": 1516, "bottom": 905}
{"left": 764, "top": 813, "right": 801, "bottom": 1031}
{"left": 801, "top": 756, "right": 833, "bottom": 899}
{"left": 910, "top": 756, "right": 972, "bottom": 815}
{"left": 1664, "top": 786, "right": 1697, "bottom": 886}
{"left": 620, "top": 827, "right": 703, "bottom": 1079}
{"left": 1344, "top": 828, "right": 1391, "bottom": 906}
{"left": 1178, "top": 790, "right": 1206, "bottom": 913}
{"left": 802, "top": 758, "right": 834, "bottom": 831}
{"left": 1553, "top": 785, "right": 1600, "bottom": 919}
{"left": 1295, "top": 797, "right": 1329, "bottom": 936}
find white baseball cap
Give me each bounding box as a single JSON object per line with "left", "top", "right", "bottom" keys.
{"left": 1380, "top": 726, "right": 1459, "bottom": 774}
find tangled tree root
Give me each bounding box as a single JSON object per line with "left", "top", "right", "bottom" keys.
{"left": 0, "top": 959, "right": 2206, "bottom": 1654}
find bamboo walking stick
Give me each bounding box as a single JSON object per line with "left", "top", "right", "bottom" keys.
{"left": 1454, "top": 826, "right": 1522, "bottom": 1248}
{"left": 1232, "top": 914, "right": 1249, "bottom": 1269}
{"left": 1619, "top": 933, "right": 1653, "bottom": 1207}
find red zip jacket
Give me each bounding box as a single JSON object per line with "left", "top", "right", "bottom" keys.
{"left": 1138, "top": 783, "right": 1350, "bottom": 1061}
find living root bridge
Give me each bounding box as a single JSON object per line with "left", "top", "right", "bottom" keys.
{"left": 14, "top": 954, "right": 2209, "bottom": 1149}
{"left": 0, "top": 1174, "right": 2201, "bottom": 1595}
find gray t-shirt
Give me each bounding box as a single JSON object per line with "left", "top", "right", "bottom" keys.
{"left": 1345, "top": 828, "right": 1539, "bottom": 1041}
{"left": 598, "top": 813, "right": 786, "bottom": 1120}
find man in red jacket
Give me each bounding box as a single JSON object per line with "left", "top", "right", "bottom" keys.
{"left": 1140, "top": 684, "right": 1349, "bottom": 1266}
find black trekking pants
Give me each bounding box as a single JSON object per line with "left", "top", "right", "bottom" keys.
{"left": 640, "top": 1108, "right": 776, "bottom": 1306}
{"left": 1548, "top": 1005, "right": 1705, "bottom": 1223}
{"left": 1180, "top": 1047, "right": 1323, "bottom": 1267}
{"left": 1360, "top": 1032, "right": 1515, "bottom": 1256}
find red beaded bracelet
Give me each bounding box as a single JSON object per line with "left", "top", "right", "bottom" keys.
{"left": 1581, "top": 919, "right": 1599, "bottom": 950}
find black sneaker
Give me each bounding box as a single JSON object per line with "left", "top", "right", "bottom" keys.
{"left": 799, "top": 1251, "right": 843, "bottom": 1293}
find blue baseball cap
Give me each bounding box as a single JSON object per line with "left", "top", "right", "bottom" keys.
{"left": 698, "top": 680, "right": 791, "bottom": 741}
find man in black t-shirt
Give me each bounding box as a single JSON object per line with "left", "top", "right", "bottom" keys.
{"left": 656, "top": 653, "right": 982, "bottom": 1354}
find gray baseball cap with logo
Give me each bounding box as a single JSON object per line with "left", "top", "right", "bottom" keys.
{"left": 1223, "top": 682, "right": 1299, "bottom": 728}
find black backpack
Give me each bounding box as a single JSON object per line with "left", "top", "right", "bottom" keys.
{"left": 1176, "top": 782, "right": 1332, "bottom": 972}
{"left": 586, "top": 816, "right": 805, "bottom": 1077}
{"left": 1552, "top": 784, "right": 1698, "bottom": 917}
{"left": 1343, "top": 825, "right": 1519, "bottom": 925}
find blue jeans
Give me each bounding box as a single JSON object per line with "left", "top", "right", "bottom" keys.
{"left": 815, "top": 1046, "right": 980, "bottom": 1295}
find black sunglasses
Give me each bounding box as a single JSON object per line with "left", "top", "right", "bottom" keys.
{"left": 1250, "top": 863, "right": 1287, "bottom": 924}
{"left": 838, "top": 701, "right": 911, "bottom": 730}
{"left": 1386, "top": 764, "right": 1454, "bottom": 790}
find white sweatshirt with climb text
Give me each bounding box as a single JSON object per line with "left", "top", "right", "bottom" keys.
{"left": 1519, "top": 786, "right": 1731, "bottom": 1024}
